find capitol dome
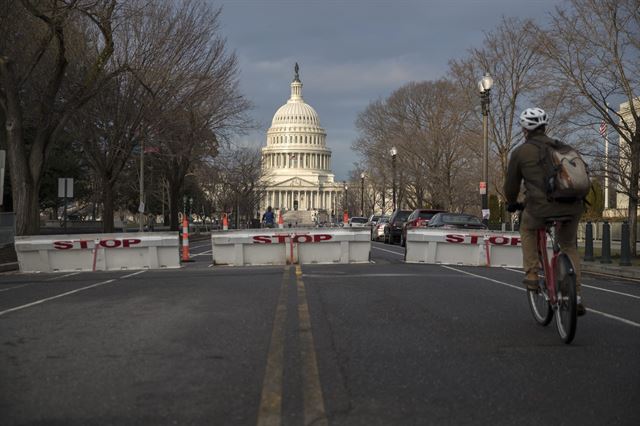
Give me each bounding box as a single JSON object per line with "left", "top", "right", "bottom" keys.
{"left": 271, "top": 100, "right": 320, "bottom": 127}
{"left": 260, "top": 63, "right": 342, "bottom": 221}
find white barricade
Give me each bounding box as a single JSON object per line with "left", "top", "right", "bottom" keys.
{"left": 405, "top": 228, "right": 551, "bottom": 267}
{"left": 15, "top": 232, "right": 180, "bottom": 272}
{"left": 211, "top": 228, "right": 371, "bottom": 266}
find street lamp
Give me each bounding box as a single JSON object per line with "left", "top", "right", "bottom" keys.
{"left": 390, "top": 146, "right": 397, "bottom": 211}
{"left": 183, "top": 195, "right": 187, "bottom": 219}
{"left": 360, "top": 172, "right": 365, "bottom": 217}
{"left": 478, "top": 72, "right": 493, "bottom": 226}
{"left": 343, "top": 181, "right": 348, "bottom": 221}
{"left": 189, "top": 197, "right": 193, "bottom": 222}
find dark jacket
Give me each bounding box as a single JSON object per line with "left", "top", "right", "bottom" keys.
{"left": 504, "top": 130, "right": 584, "bottom": 221}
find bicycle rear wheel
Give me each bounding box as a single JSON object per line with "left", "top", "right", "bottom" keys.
{"left": 555, "top": 254, "right": 577, "bottom": 343}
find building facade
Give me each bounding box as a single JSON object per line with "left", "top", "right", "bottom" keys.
{"left": 260, "top": 64, "right": 344, "bottom": 223}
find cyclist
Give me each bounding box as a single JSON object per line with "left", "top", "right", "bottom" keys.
{"left": 262, "top": 206, "right": 275, "bottom": 228}
{"left": 504, "top": 107, "right": 586, "bottom": 316}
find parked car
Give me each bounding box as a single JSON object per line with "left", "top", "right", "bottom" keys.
{"left": 365, "top": 214, "right": 382, "bottom": 228}
{"left": 348, "top": 216, "right": 368, "bottom": 228}
{"left": 401, "top": 209, "right": 446, "bottom": 247}
{"left": 384, "top": 209, "right": 413, "bottom": 244}
{"left": 427, "top": 212, "right": 486, "bottom": 229}
{"left": 371, "top": 216, "right": 389, "bottom": 241}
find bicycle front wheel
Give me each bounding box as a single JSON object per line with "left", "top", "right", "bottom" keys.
{"left": 555, "top": 254, "right": 577, "bottom": 343}
{"left": 528, "top": 287, "right": 552, "bottom": 325}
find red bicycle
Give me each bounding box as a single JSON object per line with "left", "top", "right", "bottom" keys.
{"left": 526, "top": 216, "right": 578, "bottom": 344}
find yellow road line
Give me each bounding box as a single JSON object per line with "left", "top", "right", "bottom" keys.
{"left": 296, "top": 265, "right": 328, "bottom": 426}
{"left": 256, "top": 265, "right": 289, "bottom": 426}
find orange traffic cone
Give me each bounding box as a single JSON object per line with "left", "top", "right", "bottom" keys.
{"left": 278, "top": 210, "right": 284, "bottom": 229}
{"left": 181, "top": 215, "right": 192, "bottom": 262}
{"left": 223, "top": 213, "right": 229, "bottom": 231}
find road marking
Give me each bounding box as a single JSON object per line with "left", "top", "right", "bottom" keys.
{"left": 256, "top": 266, "right": 289, "bottom": 426}
{"left": 443, "top": 265, "right": 640, "bottom": 329}
{"left": 585, "top": 308, "right": 640, "bottom": 328}
{"left": 296, "top": 265, "right": 328, "bottom": 426}
{"left": 372, "top": 246, "right": 404, "bottom": 256}
{"left": 120, "top": 270, "right": 146, "bottom": 279}
{"left": 0, "top": 279, "right": 116, "bottom": 317}
{"left": 0, "top": 284, "right": 30, "bottom": 293}
{"left": 192, "top": 250, "right": 212, "bottom": 257}
{"left": 45, "top": 272, "right": 81, "bottom": 281}
{"left": 504, "top": 267, "right": 640, "bottom": 300}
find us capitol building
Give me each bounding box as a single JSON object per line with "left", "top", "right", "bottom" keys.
{"left": 260, "top": 64, "right": 344, "bottom": 224}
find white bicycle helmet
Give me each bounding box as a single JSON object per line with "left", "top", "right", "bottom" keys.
{"left": 519, "top": 107, "right": 548, "bottom": 130}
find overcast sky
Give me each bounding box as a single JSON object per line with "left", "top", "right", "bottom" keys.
{"left": 215, "top": 0, "right": 564, "bottom": 181}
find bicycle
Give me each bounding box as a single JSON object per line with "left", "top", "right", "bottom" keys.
{"left": 526, "top": 215, "right": 578, "bottom": 344}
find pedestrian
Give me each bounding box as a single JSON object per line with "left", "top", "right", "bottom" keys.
{"left": 504, "top": 107, "right": 586, "bottom": 316}
{"left": 262, "top": 206, "right": 275, "bottom": 228}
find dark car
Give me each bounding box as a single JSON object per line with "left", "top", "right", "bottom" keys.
{"left": 427, "top": 212, "right": 486, "bottom": 229}
{"left": 383, "top": 209, "right": 412, "bottom": 244}
{"left": 400, "top": 209, "right": 446, "bottom": 247}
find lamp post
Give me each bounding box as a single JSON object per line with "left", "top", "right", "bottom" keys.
{"left": 478, "top": 72, "right": 493, "bottom": 226}
{"left": 183, "top": 195, "right": 187, "bottom": 219}
{"left": 390, "top": 146, "right": 397, "bottom": 211}
{"left": 189, "top": 197, "right": 193, "bottom": 222}
{"left": 343, "top": 182, "right": 348, "bottom": 219}
{"left": 360, "top": 172, "right": 365, "bottom": 217}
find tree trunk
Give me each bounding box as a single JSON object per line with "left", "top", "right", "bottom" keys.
{"left": 102, "top": 182, "right": 115, "bottom": 233}
{"left": 628, "top": 136, "right": 639, "bottom": 256}
{"left": 168, "top": 182, "right": 181, "bottom": 232}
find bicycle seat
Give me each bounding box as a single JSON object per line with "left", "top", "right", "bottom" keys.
{"left": 543, "top": 215, "right": 574, "bottom": 224}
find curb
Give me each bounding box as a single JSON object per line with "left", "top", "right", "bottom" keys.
{"left": 0, "top": 262, "right": 19, "bottom": 273}
{"left": 581, "top": 261, "right": 640, "bottom": 280}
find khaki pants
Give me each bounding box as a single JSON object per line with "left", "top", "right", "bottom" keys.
{"left": 520, "top": 210, "right": 581, "bottom": 294}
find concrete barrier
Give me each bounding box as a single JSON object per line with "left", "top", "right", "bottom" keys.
{"left": 15, "top": 232, "right": 180, "bottom": 272}
{"left": 405, "top": 229, "right": 551, "bottom": 267}
{"left": 211, "top": 229, "right": 370, "bottom": 266}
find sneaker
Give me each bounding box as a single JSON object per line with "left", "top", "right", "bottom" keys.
{"left": 523, "top": 272, "right": 539, "bottom": 291}
{"left": 576, "top": 296, "right": 586, "bottom": 316}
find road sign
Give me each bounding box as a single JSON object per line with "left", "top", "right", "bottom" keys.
{"left": 58, "top": 178, "right": 74, "bottom": 198}
{"left": 479, "top": 181, "right": 487, "bottom": 195}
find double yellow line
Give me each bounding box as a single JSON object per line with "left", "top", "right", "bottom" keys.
{"left": 257, "top": 265, "right": 328, "bottom": 426}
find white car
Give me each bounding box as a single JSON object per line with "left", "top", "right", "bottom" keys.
{"left": 347, "top": 217, "right": 368, "bottom": 228}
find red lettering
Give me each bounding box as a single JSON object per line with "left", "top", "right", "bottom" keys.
{"left": 253, "top": 235, "right": 272, "bottom": 244}
{"left": 293, "top": 235, "right": 313, "bottom": 243}
{"left": 469, "top": 235, "right": 480, "bottom": 244}
{"left": 53, "top": 241, "right": 73, "bottom": 250}
{"left": 489, "top": 236, "right": 508, "bottom": 245}
{"left": 446, "top": 234, "right": 464, "bottom": 243}
{"left": 100, "top": 239, "right": 121, "bottom": 248}
{"left": 313, "top": 234, "right": 332, "bottom": 242}
{"left": 122, "top": 238, "right": 141, "bottom": 248}
{"left": 77, "top": 240, "right": 89, "bottom": 249}
{"left": 510, "top": 237, "right": 521, "bottom": 246}
{"left": 273, "top": 235, "right": 288, "bottom": 244}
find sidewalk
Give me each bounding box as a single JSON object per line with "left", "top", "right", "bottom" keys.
{"left": 581, "top": 260, "right": 640, "bottom": 280}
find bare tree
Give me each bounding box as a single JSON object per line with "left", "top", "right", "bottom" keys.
{"left": 535, "top": 0, "right": 640, "bottom": 253}
{"left": 0, "top": 0, "right": 121, "bottom": 235}
{"left": 449, "top": 17, "right": 556, "bottom": 221}
{"left": 353, "top": 80, "right": 477, "bottom": 213}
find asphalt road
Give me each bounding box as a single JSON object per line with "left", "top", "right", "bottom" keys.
{"left": 1, "top": 240, "right": 639, "bottom": 425}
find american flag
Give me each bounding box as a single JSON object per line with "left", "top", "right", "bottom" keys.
{"left": 599, "top": 121, "right": 607, "bottom": 137}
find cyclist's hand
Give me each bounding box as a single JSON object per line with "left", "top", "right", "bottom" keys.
{"left": 507, "top": 202, "right": 524, "bottom": 213}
